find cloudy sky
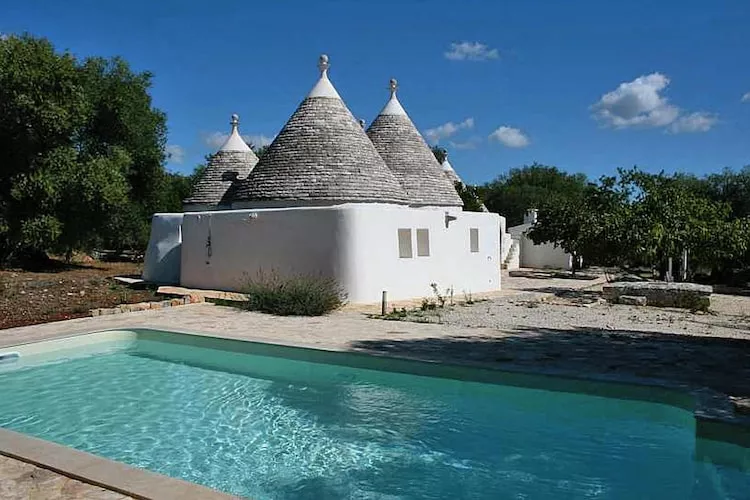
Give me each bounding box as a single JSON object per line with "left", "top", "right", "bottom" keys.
{"left": 3, "top": 0, "right": 750, "bottom": 183}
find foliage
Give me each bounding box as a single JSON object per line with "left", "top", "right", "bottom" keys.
{"left": 240, "top": 271, "right": 346, "bottom": 316}
{"left": 483, "top": 163, "right": 589, "bottom": 225}
{"left": 454, "top": 182, "right": 485, "bottom": 212}
{"left": 431, "top": 146, "right": 447, "bottom": 165}
{"left": 252, "top": 144, "right": 270, "bottom": 160}
{"left": 0, "top": 34, "right": 170, "bottom": 264}
{"left": 528, "top": 167, "right": 750, "bottom": 277}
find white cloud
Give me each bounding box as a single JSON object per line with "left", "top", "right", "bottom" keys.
{"left": 444, "top": 42, "right": 499, "bottom": 61}
{"left": 449, "top": 137, "right": 482, "bottom": 150}
{"left": 488, "top": 126, "right": 530, "bottom": 148}
{"left": 424, "top": 118, "right": 474, "bottom": 143}
{"left": 667, "top": 112, "right": 718, "bottom": 134}
{"left": 203, "top": 132, "right": 228, "bottom": 149}
{"left": 243, "top": 134, "right": 273, "bottom": 148}
{"left": 165, "top": 144, "right": 185, "bottom": 164}
{"left": 742, "top": 92, "right": 750, "bottom": 103}
{"left": 592, "top": 72, "right": 719, "bottom": 134}
{"left": 203, "top": 132, "right": 273, "bottom": 150}
{"left": 592, "top": 73, "right": 679, "bottom": 128}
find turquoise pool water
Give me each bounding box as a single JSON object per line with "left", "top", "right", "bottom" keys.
{"left": 0, "top": 334, "right": 748, "bottom": 499}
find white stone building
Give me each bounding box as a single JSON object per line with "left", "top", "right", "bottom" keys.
{"left": 505, "top": 209, "right": 576, "bottom": 271}
{"left": 144, "top": 55, "right": 501, "bottom": 303}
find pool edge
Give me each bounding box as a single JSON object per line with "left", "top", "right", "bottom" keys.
{"left": 0, "top": 325, "right": 747, "bottom": 498}
{"left": 0, "top": 427, "right": 241, "bottom": 500}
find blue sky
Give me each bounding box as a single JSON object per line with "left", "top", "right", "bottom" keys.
{"left": 3, "top": 0, "right": 750, "bottom": 184}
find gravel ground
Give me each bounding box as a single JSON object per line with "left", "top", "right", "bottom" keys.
{"left": 413, "top": 281, "right": 750, "bottom": 340}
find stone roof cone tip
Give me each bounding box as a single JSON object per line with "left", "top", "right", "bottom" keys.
{"left": 183, "top": 113, "right": 258, "bottom": 207}
{"left": 232, "top": 54, "right": 409, "bottom": 205}
{"left": 379, "top": 78, "right": 408, "bottom": 116}
{"left": 307, "top": 53, "right": 341, "bottom": 99}
{"left": 366, "top": 78, "right": 463, "bottom": 207}
{"left": 219, "top": 113, "right": 252, "bottom": 152}
{"left": 441, "top": 152, "right": 456, "bottom": 173}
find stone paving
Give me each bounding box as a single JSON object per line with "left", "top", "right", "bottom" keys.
{"left": 1, "top": 269, "right": 749, "bottom": 498}
{"left": 0, "top": 456, "right": 132, "bottom": 500}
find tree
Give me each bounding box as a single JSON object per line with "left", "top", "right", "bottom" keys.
{"left": 528, "top": 167, "right": 749, "bottom": 278}
{"left": 705, "top": 166, "right": 750, "bottom": 219}
{"left": 0, "top": 34, "right": 169, "bottom": 263}
{"left": 483, "top": 164, "right": 589, "bottom": 226}
{"left": 252, "top": 144, "right": 269, "bottom": 160}
{"left": 529, "top": 176, "right": 632, "bottom": 270}
{"left": 431, "top": 146, "right": 447, "bottom": 165}
{"left": 454, "top": 182, "right": 485, "bottom": 212}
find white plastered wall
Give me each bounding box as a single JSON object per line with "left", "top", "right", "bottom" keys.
{"left": 179, "top": 205, "right": 500, "bottom": 303}
{"left": 342, "top": 205, "right": 500, "bottom": 302}
{"left": 507, "top": 222, "right": 574, "bottom": 270}
{"left": 519, "top": 233, "right": 573, "bottom": 270}
{"left": 180, "top": 208, "right": 350, "bottom": 293}
{"left": 142, "top": 213, "right": 183, "bottom": 284}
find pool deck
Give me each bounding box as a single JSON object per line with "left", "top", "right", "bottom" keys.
{"left": 1, "top": 272, "right": 749, "bottom": 498}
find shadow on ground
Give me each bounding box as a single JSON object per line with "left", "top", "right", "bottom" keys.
{"left": 350, "top": 326, "right": 750, "bottom": 397}
{"left": 508, "top": 269, "right": 600, "bottom": 280}
{"left": 516, "top": 287, "right": 603, "bottom": 301}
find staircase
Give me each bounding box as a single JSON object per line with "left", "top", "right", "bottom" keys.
{"left": 502, "top": 238, "right": 520, "bottom": 270}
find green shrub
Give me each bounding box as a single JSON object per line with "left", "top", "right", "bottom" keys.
{"left": 241, "top": 271, "right": 346, "bottom": 316}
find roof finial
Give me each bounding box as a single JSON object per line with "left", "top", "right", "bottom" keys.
{"left": 358, "top": 118, "right": 366, "bottom": 129}
{"left": 389, "top": 78, "right": 398, "bottom": 96}
{"left": 318, "top": 54, "right": 329, "bottom": 75}
{"left": 230, "top": 113, "right": 239, "bottom": 131}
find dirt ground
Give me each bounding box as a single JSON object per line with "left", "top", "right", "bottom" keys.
{"left": 0, "top": 260, "right": 160, "bottom": 329}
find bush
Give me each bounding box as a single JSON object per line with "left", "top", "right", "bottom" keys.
{"left": 241, "top": 271, "right": 346, "bottom": 316}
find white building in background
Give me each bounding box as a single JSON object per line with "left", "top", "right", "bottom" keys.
{"left": 144, "top": 55, "right": 501, "bottom": 303}
{"left": 505, "top": 209, "right": 576, "bottom": 271}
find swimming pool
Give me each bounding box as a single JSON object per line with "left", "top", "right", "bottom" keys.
{"left": 0, "top": 329, "right": 748, "bottom": 499}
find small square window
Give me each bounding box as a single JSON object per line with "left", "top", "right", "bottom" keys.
{"left": 470, "top": 228, "right": 480, "bottom": 253}
{"left": 416, "top": 228, "right": 430, "bottom": 257}
{"left": 398, "top": 228, "right": 413, "bottom": 258}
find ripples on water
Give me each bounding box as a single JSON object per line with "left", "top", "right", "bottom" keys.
{"left": 0, "top": 340, "right": 747, "bottom": 499}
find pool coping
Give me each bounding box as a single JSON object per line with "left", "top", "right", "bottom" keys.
{"left": 0, "top": 325, "right": 748, "bottom": 499}
{"left": 0, "top": 427, "right": 240, "bottom": 499}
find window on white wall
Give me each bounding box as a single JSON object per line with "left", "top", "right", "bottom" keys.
{"left": 416, "top": 228, "right": 430, "bottom": 257}
{"left": 398, "top": 228, "right": 413, "bottom": 258}
{"left": 470, "top": 228, "right": 480, "bottom": 253}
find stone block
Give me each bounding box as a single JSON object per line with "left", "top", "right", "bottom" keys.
{"left": 188, "top": 293, "right": 204, "bottom": 304}
{"left": 134, "top": 302, "right": 150, "bottom": 311}
{"left": 602, "top": 281, "right": 712, "bottom": 310}
{"left": 170, "top": 298, "right": 182, "bottom": 307}
{"left": 161, "top": 300, "right": 173, "bottom": 308}
{"left": 89, "top": 309, "right": 101, "bottom": 317}
{"left": 149, "top": 302, "right": 162, "bottom": 309}
{"left": 618, "top": 295, "right": 647, "bottom": 306}
{"left": 99, "top": 307, "right": 115, "bottom": 315}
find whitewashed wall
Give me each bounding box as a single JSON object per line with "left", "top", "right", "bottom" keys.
{"left": 342, "top": 206, "right": 501, "bottom": 302}
{"left": 179, "top": 205, "right": 500, "bottom": 303}
{"left": 142, "top": 213, "right": 183, "bottom": 284}
{"left": 180, "top": 208, "right": 349, "bottom": 292}
{"left": 519, "top": 233, "right": 573, "bottom": 270}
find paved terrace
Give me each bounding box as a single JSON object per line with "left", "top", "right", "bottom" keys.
{"left": 1, "top": 270, "right": 749, "bottom": 498}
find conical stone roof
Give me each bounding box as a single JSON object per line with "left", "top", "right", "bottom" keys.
{"left": 366, "top": 80, "right": 463, "bottom": 208}
{"left": 441, "top": 155, "right": 462, "bottom": 184}
{"left": 233, "top": 55, "right": 408, "bottom": 206}
{"left": 442, "top": 153, "right": 490, "bottom": 212}
{"left": 183, "top": 114, "right": 258, "bottom": 209}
